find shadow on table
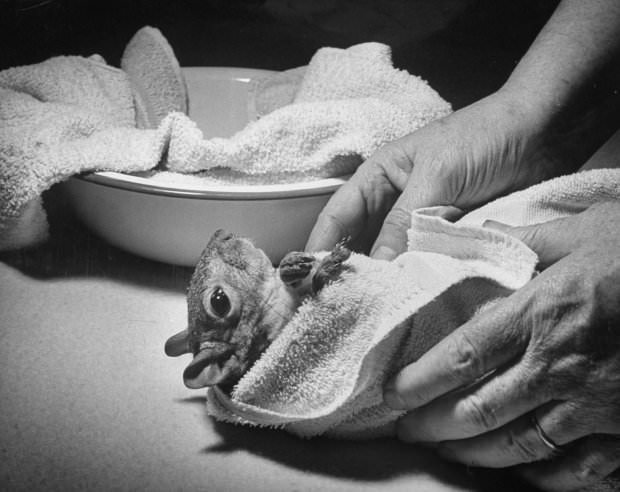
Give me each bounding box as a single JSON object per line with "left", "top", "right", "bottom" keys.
{"left": 172, "top": 395, "right": 532, "bottom": 492}
{"left": 0, "top": 185, "right": 193, "bottom": 293}
{"left": 202, "top": 414, "right": 620, "bottom": 492}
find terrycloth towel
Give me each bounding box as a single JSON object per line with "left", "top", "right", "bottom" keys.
{"left": 0, "top": 32, "right": 449, "bottom": 252}
{"left": 165, "top": 42, "right": 451, "bottom": 177}
{"left": 456, "top": 167, "right": 620, "bottom": 227}
{"left": 206, "top": 168, "right": 620, "bottom": 439}
{"left": 121, "top": 26, "right": 188, "bottom": 129}
{"left": 0, "top": 27, "right": 186, "bottom": 251}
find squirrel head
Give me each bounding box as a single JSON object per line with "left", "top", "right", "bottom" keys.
{"left": 165, "top": 229, "right": 298, "bottom": 391}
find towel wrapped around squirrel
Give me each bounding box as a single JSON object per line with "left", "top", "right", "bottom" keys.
{"left": 165, "top": 169, "right": 620, "bottom": 439}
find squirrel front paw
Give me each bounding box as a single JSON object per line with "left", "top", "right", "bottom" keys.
{"left": 312, "top": 243, "right": 352, "bottom": 293}
{"left": 279, "top": 252, "right": 316, "bottom": 286}
{"left": 279, "top": 242, "right": 352, "bottom": 297}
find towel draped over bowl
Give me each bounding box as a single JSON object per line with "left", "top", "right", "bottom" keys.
{"left": 0, "top": 27, "right": 186, "bottom": 251}
{"left": 206, "top": 169, "right": 620, "bottom": 439}
{"left": 0, "top": 26, "right": 450, "bottom": 252}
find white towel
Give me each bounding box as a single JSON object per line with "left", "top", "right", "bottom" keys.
{"left": 0, "top": 33, "right": 449, "bottom": 252}
{"left": 0, "top": 27, "right": 185, "bottom": 251}
{"left": 206, "top": 168, "right": 620, "bottom": 439}
{"left": 455, "top": 167, "right": 620, "bottom": 227}
{"left": 165, "top": 42, "right": 451, "bottom": 178}
{"left": 121, "top": 26, "right": 188, "bottom": 129}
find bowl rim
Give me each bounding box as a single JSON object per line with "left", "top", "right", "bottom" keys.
{"left": 72, "top": 172, "right": 348, "bottom": 200}
{"left": 71, "top": 65, "right": 349, "bottom": 201}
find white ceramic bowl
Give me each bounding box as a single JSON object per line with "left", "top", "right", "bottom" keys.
{"left": 63, "top": 67, "right": 346, "bottom": 266}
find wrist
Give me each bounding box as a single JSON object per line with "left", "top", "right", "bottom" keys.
{"left": 493, "top": 80, "right": 620, "bottom": 176}
{"left": 495, "top": 0, "right": 620, "bottom": 174}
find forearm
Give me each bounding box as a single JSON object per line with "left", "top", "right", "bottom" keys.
{"left": 500, "top": 0, "right": 620, "bottom": 171}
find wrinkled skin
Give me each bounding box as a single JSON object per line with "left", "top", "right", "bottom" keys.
{"left": 165, "top": 230, "right": 350, "bottom": 390}
{"left": 384, "top": 202, "right": 620, "bottom": 491}
{"left": 305, "top": 91, "right": 571, "bottom": 257}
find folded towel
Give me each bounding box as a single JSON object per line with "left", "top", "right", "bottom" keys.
{"left": 0, "top": 27, "right": 184, "bottom": 251}
{"left": 455, "top": 167, "right": 620, "bottom": 227}
{"left": 205, "top": 168, "right": 620, "bottom": 438}
{"left": 250, "top": 66, "right": 307, "bottom": 117}
{"left": 165, "top": 42, "right": 451, "bottom": 178}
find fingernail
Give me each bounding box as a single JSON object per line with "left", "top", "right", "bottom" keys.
{"left": 371, "top": 246, "right": 397, "bottom": 261}
{"left": 383, "top": 387, "right": 406, "bottom": 410}
{"left": 482, "top": 219, "right": 510, "bottom": 231}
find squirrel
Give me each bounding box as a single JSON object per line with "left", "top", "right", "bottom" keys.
{"left": 165, "top": 229, "right": 351, "bottom": 392}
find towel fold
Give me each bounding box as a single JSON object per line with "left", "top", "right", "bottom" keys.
{"left": 206, "top": 168, "right": 620, "bottom": 439}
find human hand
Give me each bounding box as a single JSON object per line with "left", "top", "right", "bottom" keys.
{"left": 305, "top": 89, "right": 568, "bottom": 258}
{"left": 383, "top": 201, "right": 620, "bottom": 491}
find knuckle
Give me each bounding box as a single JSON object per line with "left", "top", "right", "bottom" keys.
{"left": 370, "top": 141, "right": 414, "bottom": 175}
{"left": 457, "top": 393, "right": 498, "bottom": 432}
{"left": 445, "top": 332, "right": 484, "bottom": 384}
{"left": 401, "top": 385, "right": 434, "bottom": 409}
{"left": 506, "top": 427, "right": 544, "bottom": 463}
{"left": 352, "top": 161, "right": 401, "bottom": 215}
{"left": 317, "top": 209, "right": 351, "bottom": 238}
{"left": 519, "top": 223, "right": 545, "bottom": 248}
{"left": 569, "top": 459, "right": 610, "bottom": 486}
{"left": 382, "top": 206, "right": 411, "bottom": 230}
{"left": 567, "top": 437, "right": 620, "bottom": 486}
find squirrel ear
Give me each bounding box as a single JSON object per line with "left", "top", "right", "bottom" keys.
{"left": 165, "top": 328, "right": 191, "bottom": 357}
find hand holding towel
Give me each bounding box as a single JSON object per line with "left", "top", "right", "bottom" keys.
{"left": 205, "top": 168, "right": 620, "bottom": 439}
{"left": 206, "top": 213, "right": 538, "bottom": 438}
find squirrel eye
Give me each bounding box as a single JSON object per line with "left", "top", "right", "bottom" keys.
{"left": 210, "top": 287, "right": 231, "bottom": 317}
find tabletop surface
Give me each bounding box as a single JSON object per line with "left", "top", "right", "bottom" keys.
{"left": 0, "top": 189, "right": 530, "bottom": 492}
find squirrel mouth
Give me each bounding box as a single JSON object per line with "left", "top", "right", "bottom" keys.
{"left": 183, "top": 343, "right": 235, "bottom": 389}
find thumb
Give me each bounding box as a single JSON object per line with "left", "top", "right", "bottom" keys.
{"left": 369, "top": 203, "right": 411, "bottom": 260}
{"left": 484, "top": 216, "right": 583, "bottom": 269}
{"left": 370, "top": 171, "right": 458, "bottom": 261}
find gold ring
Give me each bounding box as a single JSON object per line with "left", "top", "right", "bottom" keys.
{"left": 531, "top": 413, "right": 562, "bottom": 456}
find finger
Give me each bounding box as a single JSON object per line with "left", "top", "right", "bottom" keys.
{"left": 305, "top": 152, "right": 406, "bottom": 253}
{"left": 436, "top": 414, "right": 555, "bottom": 468}
{"left": 534, "top": 400, "right": 612, "bottom": 445}
{"left": 418, "top": 205, "right": 466, "bottom": 222}
{"left": 483, "top": 210, "right": 595, "bottom": 269}
{"left": 370, "top": 204, "right": 466, "bottom": 260}
{"left": 515, "top": 435, "right": 620, "bottom": 492}
{"left": 395, "top": 360, "right": 551, "bottom": 443}
{"left": 368, "top": 202, "right": 411, "bottom": 260}
{"left": 370, "top": 169, "right": 455, "bottom": 260}
{"left": 305, "top": 178, "right": 371, "bottom": 253}
{"left": 384, "top": 290, "right": 530, "bottom": 410}
{"left": 435, "top": 401, "right": 595, "bottom": 468}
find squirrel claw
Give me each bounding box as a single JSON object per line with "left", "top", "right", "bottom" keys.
{"left": 312, "top": 243, "right": 352, "bottom": 293}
